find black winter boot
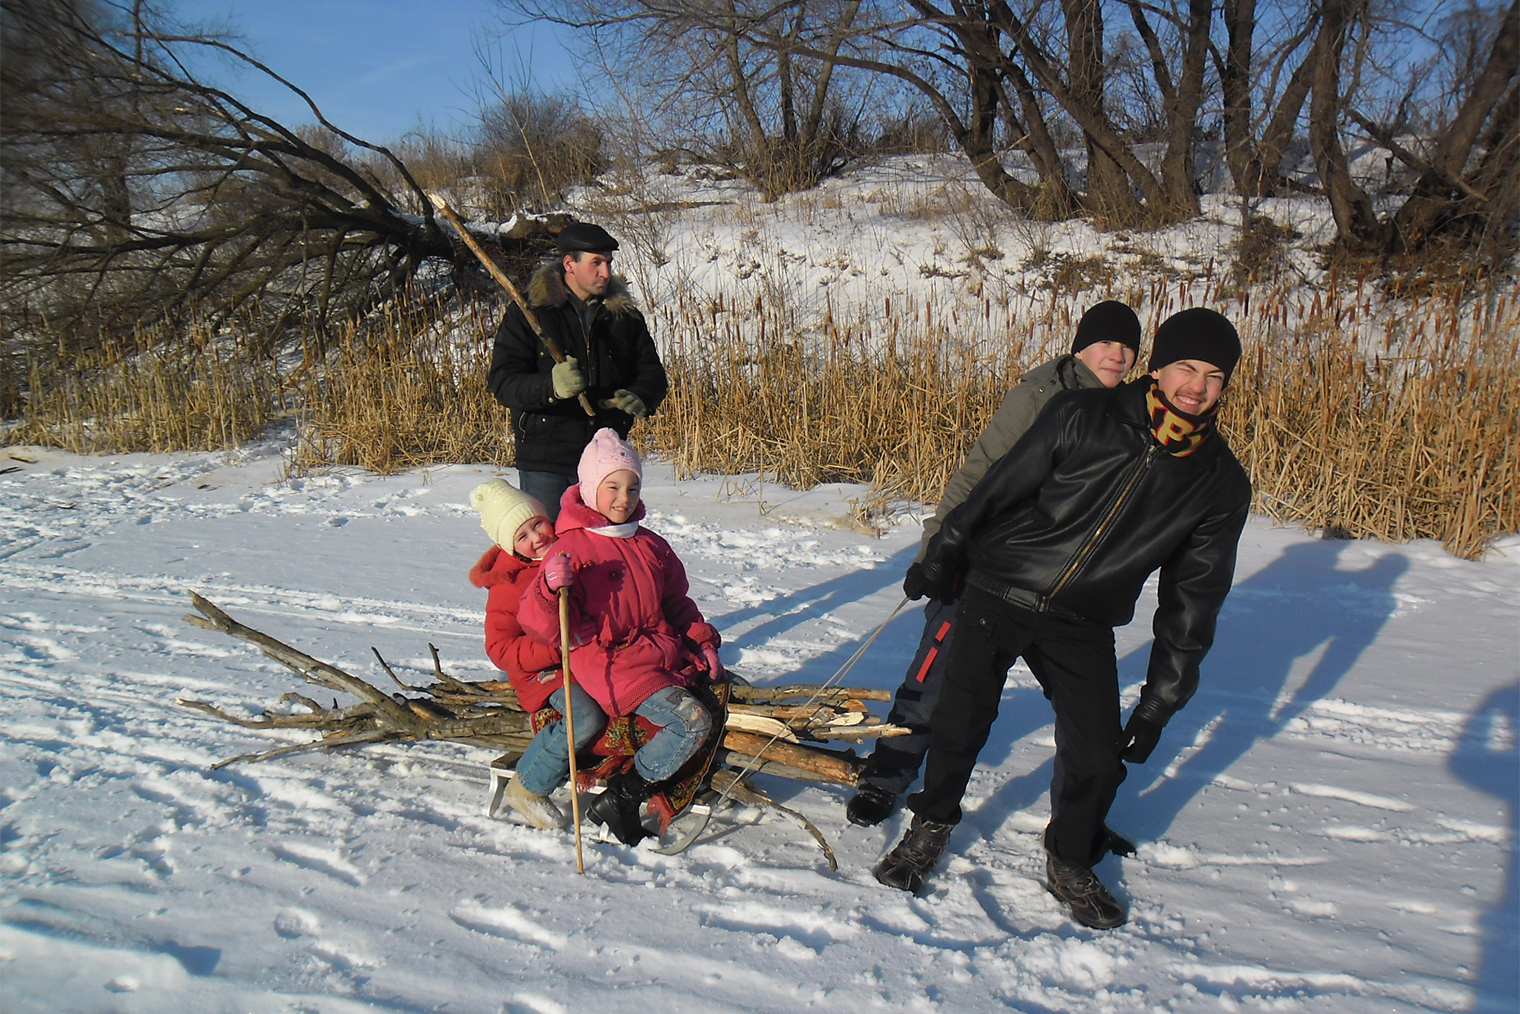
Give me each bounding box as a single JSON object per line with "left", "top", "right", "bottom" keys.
{"left": 585, "top": 769, "right": 655, "bottom": 845}
{"left": 846, "top": 782, "right": 898, "bottom": 827}
{"left": 873, "top": 815, "right": 954, "bottom": 893}
{"left": 1045, "top": 853, "right": 1127, "bottom": 929}
{"left": 1043, "top": 823, "right": 1138, "bottom": 862}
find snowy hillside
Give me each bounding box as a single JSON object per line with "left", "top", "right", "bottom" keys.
{"left": 2, "top": 439, "right": 1516, "bottom": 1013}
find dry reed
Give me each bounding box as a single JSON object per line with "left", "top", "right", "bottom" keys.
{"left": 642, "top": 273, "right": 1519, "bottom": 561}
{"left": 9, "top": 323, "right": 280, "bottom": 453}
{"left": 8, "top": 273, "right": 1516, "bottom": 560}
{"left": 284, "top": 296, "right": 512, "bottom": 474}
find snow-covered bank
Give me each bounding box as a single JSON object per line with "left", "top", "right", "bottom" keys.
{"left": 1, "top": 442, "right": 1515, "bottom": 1013}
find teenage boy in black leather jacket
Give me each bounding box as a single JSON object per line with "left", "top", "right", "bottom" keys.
{"left": 873, "top": 308, "right": 1252, "bottom": 931}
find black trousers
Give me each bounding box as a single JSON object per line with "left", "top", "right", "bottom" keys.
{"left": 862, "top": 597, "right": 960, "bottom": 794}
{"left": 907, "top": 588, "right": 1126, "bottom": 868}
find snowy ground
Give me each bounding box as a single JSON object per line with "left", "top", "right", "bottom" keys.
{"left": 1, "top": 440, "right": 1516, "bottom": 1013}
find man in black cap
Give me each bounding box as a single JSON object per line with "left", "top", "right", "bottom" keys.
{"left": 488, "top": 222, "right": 668, "bottom": 518}
{"left": 872, "top": 307, "right": 1251, "bottom": 932}
{"left": 847, "top": 301, "right": 1143, "bottom": 828}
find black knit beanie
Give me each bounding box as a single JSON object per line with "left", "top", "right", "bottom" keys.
{"left": 1072, "top": 300, "right": 1142, "bottom": 356}
{"left": 1147, "top": 308, "right": 1241, "bottom": 384}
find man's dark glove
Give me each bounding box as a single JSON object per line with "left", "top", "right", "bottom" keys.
{"left": 903, "top": 563, "right": 932, "bottom": 601}
{"left": 903, "top": 560, "right": 960, "bottom": 602}
{"left": 1119, "top": 715, "right": 1164, "bottom": 764}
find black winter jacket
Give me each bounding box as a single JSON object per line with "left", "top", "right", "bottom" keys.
{"left": 923, "top": 378, "right": 1251, "bottom": 726}
{"left": 488, "top": 262, "right": 668, "bottom": 474}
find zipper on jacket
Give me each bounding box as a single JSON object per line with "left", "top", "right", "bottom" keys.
{"left": 579, "top": 300, "right": 602, "bottom": 388}
{"left": 1039, "top": 443, "right": 1160, "bottom": 610}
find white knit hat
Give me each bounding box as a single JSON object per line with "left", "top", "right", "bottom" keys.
{"left": 470, "top": 480, "right": 547, "bottom": 550}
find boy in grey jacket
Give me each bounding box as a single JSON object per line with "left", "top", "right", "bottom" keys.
{"left": 847, "top": 301, "right": 1141, "bottom": 827}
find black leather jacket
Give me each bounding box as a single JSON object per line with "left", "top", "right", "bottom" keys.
{"left": 923, "top": 379, "right": 1251, "bottom": 726}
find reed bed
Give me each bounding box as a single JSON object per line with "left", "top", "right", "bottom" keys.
{"left": 8, "top": 272, "right": 1517, "bottom": 560}
{"left": 284, "top": 298, "right": 512, "bottom": 474}
{"left": 9, "top": 324, "right": 280, "bottom": 453}
{"left": 642, "top": 273, "right": 1518, "bottom": 561}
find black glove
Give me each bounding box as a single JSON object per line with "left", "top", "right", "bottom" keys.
{"left": 903, "top": 563, "right": 932, "bottom": 601}
{"left": 903, "top": 561, "right": 960, "bottom": 602}
{"left": 1119, "top": 714, "right": 1164, "bottom": 764}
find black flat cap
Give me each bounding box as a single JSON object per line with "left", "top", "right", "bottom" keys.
{"left": 555, "top": 222, "right": 619, "bottom": 254}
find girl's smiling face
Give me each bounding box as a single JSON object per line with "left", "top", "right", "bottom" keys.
{"left": 595, "top": 469, "right": 641, "bottom": 524}
{"left": 512, "top": 516, "right": 555, "bottom": 560}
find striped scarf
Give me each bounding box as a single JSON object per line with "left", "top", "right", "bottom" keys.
{"left": 1145, "top": 381, "right": 1217, "bottom": 458}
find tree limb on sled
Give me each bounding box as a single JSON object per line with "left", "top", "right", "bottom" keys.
{"left": 178, "top": 591, "right": 906, "bottom": 795}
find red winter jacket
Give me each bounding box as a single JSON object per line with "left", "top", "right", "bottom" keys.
{"left": 519, "top": 488, "right": 719, "bottom": 717}
{"left": 469, "top": 545, "right": 564, "bottom": 712}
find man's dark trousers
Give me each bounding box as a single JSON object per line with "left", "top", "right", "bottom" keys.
{"left": 907, "top": 587, "right": 1127, "bottom": 868}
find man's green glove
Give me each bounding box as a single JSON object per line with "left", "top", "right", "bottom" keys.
{"left": 551, "top": 357, "right": 586, "bottom": 399}
{"left": 600, "top": 388, "right": 648, "bottom": 418}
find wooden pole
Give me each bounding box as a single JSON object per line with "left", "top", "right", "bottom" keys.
{"left": 426, "top": 193, "right": 595, "bottom": 418}
{"left": 559, "top": 586, "right": 585, "bottom": 874}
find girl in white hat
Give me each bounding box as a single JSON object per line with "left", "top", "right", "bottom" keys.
{"left": 469, "top": 479, "right": 606, "bottom": 828}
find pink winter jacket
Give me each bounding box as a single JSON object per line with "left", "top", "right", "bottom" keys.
{"left": 518, "top": 487, "right": 719, "bottom": 717}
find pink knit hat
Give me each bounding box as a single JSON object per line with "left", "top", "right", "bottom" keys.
{"left": 578, "top": 427, "right": 643, "bottom": 509}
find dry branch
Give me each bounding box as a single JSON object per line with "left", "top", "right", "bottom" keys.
{"left": 178, "top": 592, "right": 902, "bottom": 788}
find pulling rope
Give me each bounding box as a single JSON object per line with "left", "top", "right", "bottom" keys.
{"left": 660, "top": 595, "right": 912, "bottom": 851}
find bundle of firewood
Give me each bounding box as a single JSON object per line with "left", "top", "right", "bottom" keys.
{"left": 178, "top": 591, "right": 906, "bottom": 786}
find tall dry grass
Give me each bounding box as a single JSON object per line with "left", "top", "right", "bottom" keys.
{"left": 283, "top": 297, "right": 512, "bottom": 474}
{"left": 8, "top": 274, "right": 1516, "bottom": 560}
{"left": 1225, "top": 284, "right": 1518, "bottom": 558}
{"left": 642, "top": 274, "right": 1519, "bottom": 560}
{"left": 9, "top": 323, "right": 281, "bottom": 453}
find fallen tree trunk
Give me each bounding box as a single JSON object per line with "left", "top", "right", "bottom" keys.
{"left": 178, "top": 591, "right": 904, "bottom": 786}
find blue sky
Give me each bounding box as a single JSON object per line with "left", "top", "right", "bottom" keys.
{"left": 183, "top": 1, "right": 581, "bottom": 142}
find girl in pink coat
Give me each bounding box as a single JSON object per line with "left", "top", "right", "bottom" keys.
{"left": 518, "top": 428, "right": 721, "bottom": 844}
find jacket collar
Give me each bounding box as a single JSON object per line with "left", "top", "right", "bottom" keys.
{"left": 469, "top": 544, "right": 537, "bottom": 588}
{"left": 528, "top": 260, "right": 639, "bottom": 316}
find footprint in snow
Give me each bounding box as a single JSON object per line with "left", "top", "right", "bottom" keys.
{"left": 269, "top": 843, "right": 366, "bottom": 887}
{"left": 274, "top": 907, "right": 321, "bottom": 939}
{"left": 448, "top": 900, "right": 566, "bottom": 949}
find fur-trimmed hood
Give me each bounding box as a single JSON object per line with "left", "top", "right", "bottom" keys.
{"left": 528, "top": 260, "right": 639, "bottom": 316}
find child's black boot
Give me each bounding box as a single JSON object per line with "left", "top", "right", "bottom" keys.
{"left": 586, "top": 769, "right": 655, "bottom": 845}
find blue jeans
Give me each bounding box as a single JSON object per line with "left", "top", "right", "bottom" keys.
{"left": 515, "top": 684, "right": 607, "bottom": 796}
{"left": 516, "top": 470, "right": 576, "bottom": 522}
{"left": 632, "top": 686, "right": 713, "bottom": 783}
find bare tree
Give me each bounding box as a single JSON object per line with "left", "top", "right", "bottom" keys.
{"left": 510, "top": 0, "right": 878, "bottom": 199}
{"left": 0, "top": 0, "right": 552, "bottom": 350}
{"left": 474, "top": 89, "right": 607, "bottom": 215}
{"left": 1297, "top": 0, "right": 1518, "bottom": 256}
{"left": 1218, "top": 0, "right": 1317, "bottom": 197}
{"left": 1382, "top": 0, "right": 1519, "bottom": 253}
